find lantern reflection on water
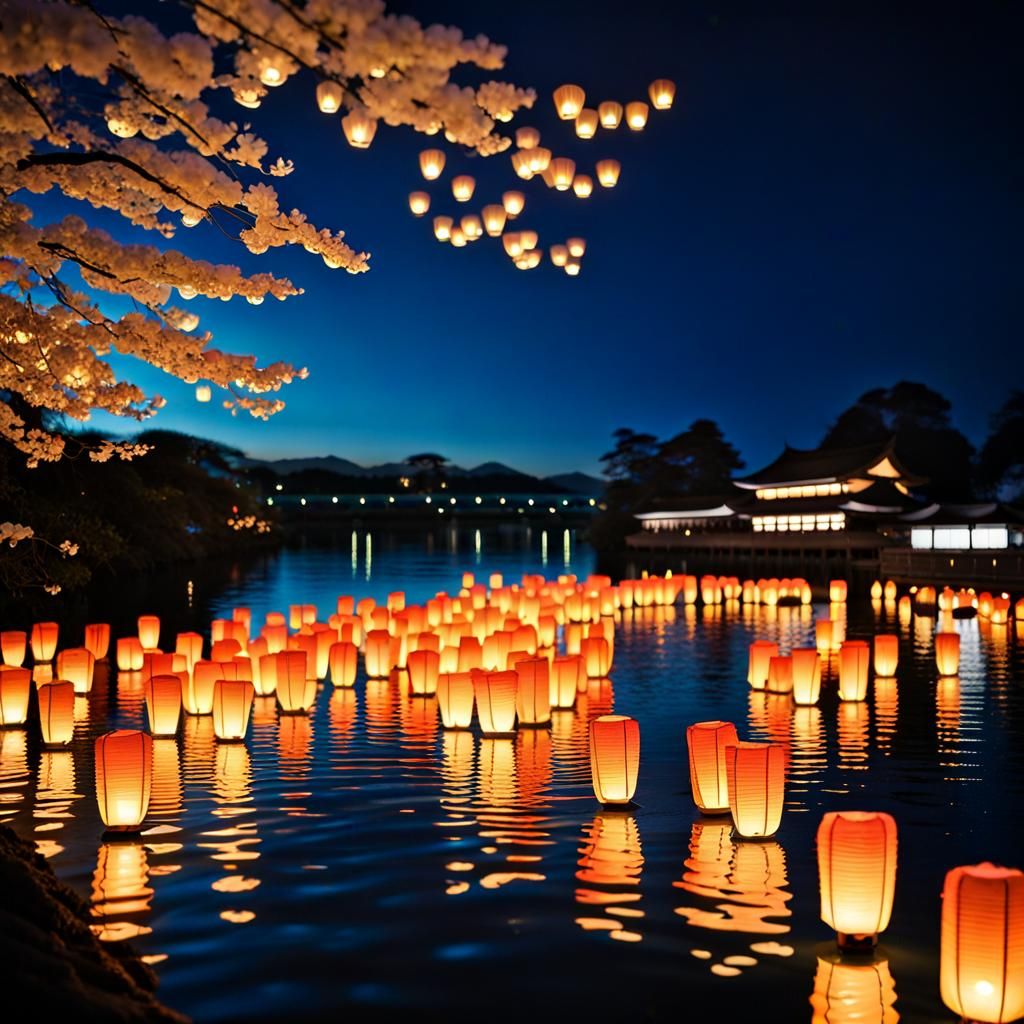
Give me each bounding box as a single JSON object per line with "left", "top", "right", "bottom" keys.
{"left": 95, "top": 729, "right": 152, "bottom": 831}
{"left": 589, "top": 715, "right": 640, "bottom": 805}
{"left": 90, "top": 841, "right": 153, "bottom": 941}
{"left": 438, "top": 671, "right": 474, "bottom": 729}
{"left": 810, "top": 954, "right": 899, "bottom": 1024}
{"left": 817, "top": 811, "right": 897, "bottom": 949}
{"left": 687, "top": 720, "right": 738, "bottom": 814}
{"left": 726, "top": 741, "right": 785, "bottom": 838}
{"left": 575, "top": 813, "right": 644, "bottom": 941}
{"left": 941, "top": 863, "right": 1024, "bottom": 1024}
{"left": 0, "top": 666, "right": 31, "bottom": 726}
{"left": 38, "top": 679, "right": 75, "bottom": 745}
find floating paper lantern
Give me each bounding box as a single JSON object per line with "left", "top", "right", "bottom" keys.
{"left": 315, "top": 80, "right": 342, "bottom": 113}
{"left": 451, "top": 175, "right": 475, "bottom": 202}
{"left": 174, "top": 632, "right": 203, "bottom": 672}
{"left": 726, "top": 741, "right": 785, "bottom": 838}
{"left": 116, "top": 637, "right": 144, "bottom": 672}
{"left": 255, "top": 652, "right": 278, "bottom": 697}
{"left": 596, "top": 159, "right": 621, "bottom": 187}
{"left": 791, "top": 648, "right": 822, "bottom": 705}
{"left": 515, "top": 658, "right": 551, "bottom": 725}
{"left": 572, "top": 174, "right": 594, "bottom": 198}
{"left": 873, "top": 635, "right": 899, "bottom": 677}
{"left": 84, "top": 623, "right": 111, "bottom": 661}
{"left": 598, "top": 101, "right": 623, "bottom": 128}
{"left": 550, "top": 655, "right": 583, "bottom": 708}
{"left": 625, "top": 101, "right": 649, "bottom": 129}
{"left": 1, "top": 631, "right": 26, "bottom": 667}
{"left": 212, "top": 678, "right": 254, "bottom": 741}
{"left": 438, "top": 671, "right": 474, "bottom": 729}
{"left": 766, "top": 655, "right": 793, "bottom": 696}
{"left": 137, "top": 615, "right": 160, "bottom": 650}
{"left": 935, "top": 632, "right": 960, "bottom": 676}
{"left": 31, "top": 621, "right": 59, "bottom": 662}
{"left": 0, "top": 666, "right": 31, "bottom": 726}
{"left": 686, "top": 720, "right": 738, "bottom": 813}
{"left": 648, "top": 78, "right": 676, "bottom": 110}
{"left": 589, "top": 714, "right": 640, "bottom": 805}
{"left": 581, "top": 635, "right": 611, "bottom": 678}
{"left": 482, "top": 204, "right": 507, "bottom": 236}
{"left": 144, "top": 675, "right": 182, "bottom": 737}
{"left": 276, "top": 651, "right": 315, "bottom": 713}
{"left": 838, "top": 641, "right": 870, "bottom": 701}
{"left": 817, "top": 811, "right": 897, "bottom": 949}
{"left": 815, "top": 619, "right": 834, "bottom": 655}
{"left": 502, "top": 191, "right": 525, "bottom": 218}
{"left": 329, "top": 641, "right": 357, "bottom": 688}
{"left": 211, "top": 638, "right": 241, "bottom": 663}
{"left": 575, "top": 108, "right": 599, "bottom": 138}
{"left": 184, "top": 661, "right": 220, "bottom": 714}
{"left": 567, "top": 237, "right": 586, "bottom": 258}
{"left": 56, "top": 647, "right": 95, "bottom": 695}
{"left": 342, "top": 109, "right": 377, "bottom": 148}
{"left": 408, "top": 649, "right": 440, "bottom": 695}
{"left": 408, "top": 191, "right": 430, "bottom": 216}
{"left": 829, "top": 580, "right": 848, "bottom": 603}
{"left": 550, "top": 157, "right": 576, "bottom": 191}
{"left": 419, "top": 148, "right": 445, "bottom": 180}
{"left": 941, "top": 863, "right": 1024, "bottom": 1023}
{"left": 433, "top": 215, "right": 453, "bottom": 241}
{"left": 37, "top": 679, "right": 75, "bottom": 746}
{"left": 747, "top": 640, "right": 778, "bottom": 690}
{"left": 515, "top": 126, "right": 540, "bottom": 149}
{"left": 474, "top": 670, "right": 517, "bottom": 736}
{"left": 553, "top": 83, "right": 586, "bottom": 120}
{"left": 95, "top": 730, "right": 152, "bottom": 831}
{"left": 365, "top": 629, "right": 392, "bottom": 678}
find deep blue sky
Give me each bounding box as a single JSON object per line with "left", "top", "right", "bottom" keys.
{"left": 78, "top": 1, "right": 1018, "bottom": 477}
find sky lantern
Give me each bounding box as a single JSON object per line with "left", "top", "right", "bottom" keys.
{"left": 116, "top": 637, "right": 144, "bottom": 672}
{"left": 451, "top": 175, "right": 476, "bottom": 201}
{"left": 419, "top": 148, "right": 445, "bottom": 180}
{"left": 564, "top": 260, "right": 580, "bottom": 276}
{"left": 329, "top": 641, "right": 358, "bottom": 688}
{"left": 515, "top": 126, "right": 540, "bottom": 149}
{"left": 873, "top": 635, "right": 899, "bottom": 677}
{"left": 550, "top": 654, "right": 583, "bottom": 707}
{"left": 474, "top": 670, "right": 517, "bottom": 735}
{"left": 766, "top": 655, "right": 793, "bottom": 695}
{"left": 830, "top": 580, "right": 849, "bottom": 603}
{"left": 838, "top": 641, "right": 870, "bottom": 701}
{"left": 315, "top": 80, "right": 342, "bottom": 113}
{"left": 450, "top": 227, "right": 467, "bottom": 247}
{"left": 501, "top": 190, "right": 525, "bottom": 218}
{"left": 941, "top": 863, "right": 1024, "bottom": 1023}
{"left": 567, "top": 237, "right": 586, "bottom": 258}
{"left": 726, "top": 741, "right": 785, "bottom": 838}
{"left": 511, "top": 151, "right": 534, "bottom": 179}
{"left": 549, "top": 244, "right": 569, "bottom": 267}
{"left": 438, "top": 671, "right": 474, "bottom": 729}
{"left": 433, "top": 215, "right": 453, "bottom": 241}
{"left": 1, "top": 631, "right": 26, "bottom": 667}
{"left": 515, "top": 658, "right": 551, "bottom": 725}
{"left": 791, "top": 648, "right": 822, "bottom": 705}
{"left": 625, "top": 101, "right": 649, "bottom": 129}
{"left": 648, "top": 78, "right": 676, "bottom": 109}
{"left": 342, "top": 109, "right": 377, "bottom": 147}
{"left": 598, "top": 100, "right": 623, "bottom": 128}
{"left": 408, "top": 649, "right": 440, "bottom": 695}
{"left": 747, "top": 640, "right": 778, "bottom": 690}
{"left": 459, "top": 214, "right": 483, "bottom": 240}
{"left": 0, "top": 666, "right": 31, "bottom": 726}
{"left": 30, "top": 621, "right": 59, "bottom": 662}
{"left": 37, "top": 680, "right": 75, "bottom": 746}
{"left": 935, "top": 632, "right": 960, "bottom": 676}
{"left": 95, "top": 730, "right": 152, "bottom": 832}
{"left": 549, "top": 157, "right": 576, "bottom": 190}
{"left": 137, "top": 615, "right": 160, "bottom": 651}
{"left": 575, "top": 107, "right": 599, "bottom": 138}
{"left": 596, "top": 158, "right": 621, "bottom": 187}
{"left": 408, "top": 191, "right": 430, "bottom": 216}
{"left": 553, "top": 83, "right": 586, "bottom": 119}
{"left": 589, "top": 714, "right": 640, "bottom": 805}
{"left": 482, "top": 204, "right": 507, "bottom": 236}
{"left": 276, "top": 651, "right": 316, "bottom": 713}
{"left": 84, "top": 623, "right": 111, "bottom": 661}
{"left": 212, "top": 679, "right": 254, "bottom": 741}
{"left": 817, "top": 811, "right": 898, "bottom": 950}
{"left": 686, "top": 720, "right": 738, "bottom": 813}
{"left": 572, "top": 174, "right": 594, "bottom": 198}
{"left": 144, "top": 675, "right": 182, "bottom": 737}
{"left": 518, "top": 229, "right": 539, "bottom": 251}
{"left": 56, "top": 647, "right": 95, "bottom": 695}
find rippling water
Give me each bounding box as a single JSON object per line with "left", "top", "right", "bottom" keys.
{"left": 3, "top": 526, "right": 1022, "bottom": 1022}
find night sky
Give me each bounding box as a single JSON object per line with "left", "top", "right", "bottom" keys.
{"left": 75, "top": 1, "right": 1017, "bottom": 477}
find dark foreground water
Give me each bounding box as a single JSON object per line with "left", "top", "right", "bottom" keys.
{"left": 2, "top": 526, "right": 1022, "bottom": 1022}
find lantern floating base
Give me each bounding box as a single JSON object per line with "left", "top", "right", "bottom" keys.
{"left": 837, "top": 931, "right": 879, "bottom": 953}
{"left": 518, "top": 721, "right": 552, "bottom": 730}
{"left": 480, "top": 731, "right": 516, "bottom": 739}
{"left": 278, "top": 708, "right": 311, "bottom": 716}
{"left": 101, "top": 826, "right": 147, "bottom": 839}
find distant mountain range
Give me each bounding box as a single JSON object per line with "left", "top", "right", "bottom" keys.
{"left": 237, "top": 455, "right": 606, "bottom": 495}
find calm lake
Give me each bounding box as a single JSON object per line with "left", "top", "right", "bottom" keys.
{"left": 3, "top": 525, "right": 1022, "bottom": 1022}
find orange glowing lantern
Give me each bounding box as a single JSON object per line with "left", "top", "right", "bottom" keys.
{"left": 256, "top": 652, "right": 278, "bottom": 696}
{"left": 766, "top": 655, "right": 793, "bottom": 696}
{"left": 433, "top": 215, "right": 453, "bottom": 241}
{"left": 408, "top": 649, "right": 440, "bottom": 695}
{"left": 873, "top": 635, "right": 899, "bottom": 677}
{"left": 276, "top": 651, "right": 315, "bottom": 713}
{"left": 582, "top": 636, "right": 611, "bottom": 678}
{"left": 625, "top": 101, "right": 649, "bottom": 129}
{"left": 186, "top": 660, "right": 221, "bottom": 714}
{"left": 941, "top": 863, "right": 1024, "bottom": 1023}
{"left": 175, "top": 632, "right": 203, "bottom": 671}
{"left": 829, "top": 580, "right": 849, "bottom": 603}
{"left": 419, "top": 148, "right": 445, "bottom": 180}
{"left": 438, "top": 672, "right": 474, "bottom": 729}
{"left": 550, "top": 157, "right": 576, "bottom": 190}
{"left": 474, "top": 670, "right": 518, "bottom": 736}
{"left": 365, "top": 629, "right": 392, "bottom": 678}
{"left": 686, "top": 720, "right": 738, "bottom": 814}
{"left": 817, "top": 811, "right": 898, "bottom": 949}
{"left": 589, "top": 714, "right": 640, "bottom": 805}
{"left": 144, "top": 675, "right": 182, "bottom": 737}
{"left": 116, "top": 637, "right": 144, "bottom": 672}
{"left": 553, "top": 83, "right": 586, "bottom": 120}
{"left": 329, "top": 641, "right": 358, "bottom": 688}
{"left": 791, "top": 648, "right": 822, "bottom": 705}
{"left": 342, "top": 109, "right": 377, "bottom": 148}
{"left": 815, "top": 619, "right": 835, "bottom": 655}
{"left": 30, "top": 621, "right": 59, "bottom": 662}
{"left": 84, "top": 623, "right": 111, "bottom": 660}
{"left": 596, "top": 158, "right": 621, "bottom": 187}
{"left": 1, "top": 630, "right": 26, "bottom": 667}
{"left": 575, "top": 108, "right": 599, "bottom": 138}
{"left": 838, "top": 641, "right": 870, "bottom": 701}
{"left": 935, "top": 632, "right": 960, "bottom": 676}
{"left": 648, "top": 78, "right": 676, "bottom": 110}
{"left": 501, "top": 190, "right": 525, "bottom": 218}
{"left": 550, "top": 655, "right": 583, "bottom": 708}
{"left": 137, "top": 615, "right": 160, "bottom": 650}
{"left": 481, "top": 204, "right": 507, "bottom": 236}
{"left": 747, "top": 640, "right": 779, "bottom": 690}
{"left": 451, "top": 175, "right": 475, "bottom": 202}
{"left": 37, "top": 679, "right": 75, "bottom": 746}
{"left": 515, "top": 658, "right": 551, "bottom": 726}
{"left": 572, "top": 174, "right": 594, "bottom": 198}
{"left": 598, "top": 101, "right": 623, "bottom": 129}
{"left": 212, "top": 678, "right": 254, "bottom": 741}
{"left": 0, "top": 666, "right": 31, "bottom": 726}
{"left": 408, "top": 191, "right": 430, "bottom": 216}
{"left": 515, "top": 126, "right": 540, "bottom": 149}
{"left": 56, "top": 647, "right": 95, "bottom": 695}
{"left": 726, "top": 741, "right": 785, "bottom": 838}
{"left": 315, "top": 80, "right": 342, "bottom": 113}
{"left": 94, "top": 730, "right": 152, "bottom": 831}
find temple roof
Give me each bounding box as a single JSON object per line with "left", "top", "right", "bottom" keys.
{"left": 734, "top": 438, "right": 927, "bottom": 489}
{"left": 901, "top": 501, "right": 1023, "bottom": 526}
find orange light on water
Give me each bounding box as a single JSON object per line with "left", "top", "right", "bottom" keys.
{"left": 686, "top": 720, "right": 738, "bottom": 814}
{"left": 810, "top": 955, "right": 899, "bottom": 1024}
{"left": 95, "top": 730, "right": 152, "bottom": 831}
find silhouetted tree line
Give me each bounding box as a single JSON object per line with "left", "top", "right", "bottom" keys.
{"left": 591, "top": 382, "right": 1024, "bottom": 549}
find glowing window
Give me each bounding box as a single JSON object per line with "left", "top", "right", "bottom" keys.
{"left": 933, "top": 528, "right": 970, "bottom": 550}
{"left": 911, "top": 528, "right": 932, "bottom": 549}
{"left": 971, "top": 527, "right": 1008, "bottom": 550}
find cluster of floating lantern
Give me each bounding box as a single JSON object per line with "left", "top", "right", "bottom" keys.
{"left": 410, "top": 78, "right": 675, "bottom": 274}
